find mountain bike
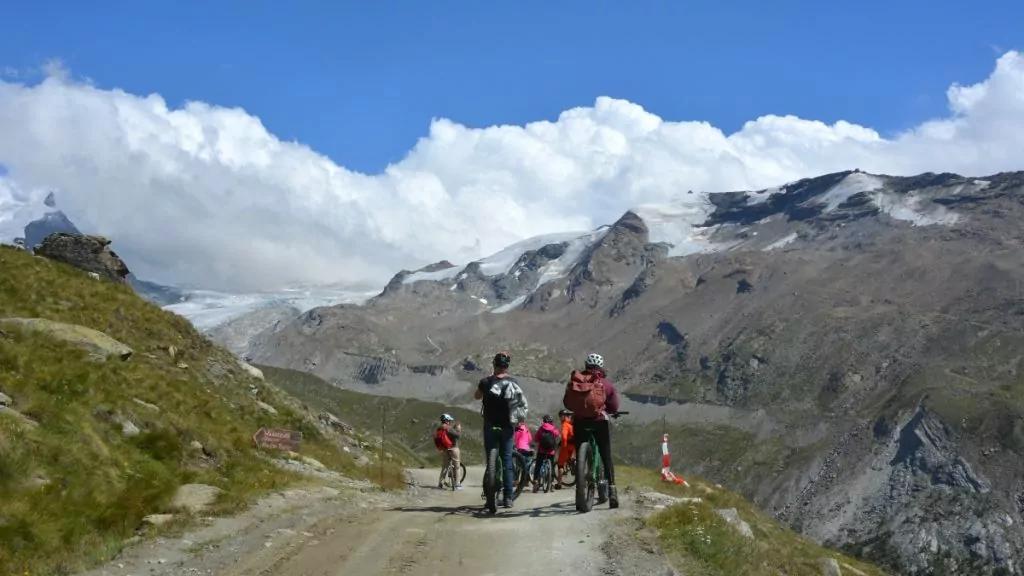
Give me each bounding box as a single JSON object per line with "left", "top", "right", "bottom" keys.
{"left": 483, "top": 426, "right": 527, "bottom": 514}
{"left": 440, "top": 454, "right": 467, "bottom": 490}
{"left": 532, "top": 453, "right": 555, "bottom": 493}
{"left": 574, "top": 411, "right": 629, "bottom": 513}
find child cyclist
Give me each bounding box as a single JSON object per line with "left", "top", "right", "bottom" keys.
{"left": 555, "top": 409, "right": 574, "bottom": 489}
{"left": 513, "top": 418, "right": 533, "bottom": 488}
{"left": 532, "top": 414, "right": 561, "bottom": 492}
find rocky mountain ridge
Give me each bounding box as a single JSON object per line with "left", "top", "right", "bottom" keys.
{"left": 242, "top": 168, "right": 1024, "bottom": 574}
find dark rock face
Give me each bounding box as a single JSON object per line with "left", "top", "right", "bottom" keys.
{"left": 126, "top": 275, "right": 188, "bottom": 306}
{"left": 34, "top": 233, "right": 130, "bottom": 283}
{"left": 409, "top": 364, "right": 447, "bottom": 376}
{"left": 703, "top": 171, "right": 853, "bottom": 226}
{"left": 24, "top": 211, "right": 81, "bottom": 252}
{"left": 564, "top": 212, "right": 659, "bottom": 306}
{"left": 356, "top": 357, "right": 399, "bottom": 384}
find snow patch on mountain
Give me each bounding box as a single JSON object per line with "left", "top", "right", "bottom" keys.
{"left": 403, "top": 228, "right": 609, "bottom": 286}
{"left": 632, "top": 195, "right": 725, "bottom": 258}
{"left": 872, "top": 191, "right": 961, "bottom": 226}
{"left": 763, "top": 232, "right": 798, "bottom": 251}
{"left": 817, "top": 173, "right": 886, "bottom": 211}
{"left": 491, "top": 294, "right": 528, "bottom": 314}
{"left": 164, "top": 287, "right": 378, "bottom": 331}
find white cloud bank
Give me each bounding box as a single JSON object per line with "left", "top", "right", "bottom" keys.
{"left": 0, "top": 52, "right": 1022, "bottom": 292}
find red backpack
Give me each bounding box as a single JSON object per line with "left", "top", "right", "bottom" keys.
{"left": 434, "top": 426, "right": 453, "bottom": 451}
{"left": 563, "top": 370, "right": 606, "bottom": 418}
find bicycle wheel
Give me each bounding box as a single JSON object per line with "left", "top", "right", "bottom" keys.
{"left": 575, "top": 442, "right": 595, "bottom": 513}
{"left": 484, "top": 448, "right": 499, "bottom": 515}
{"left": 459, "top": 463, "right": 467, "bottom": 485}
{"left": 448, "top": 461, "right": 458, "bottom": 491}
{"left": 542, "top": 458, "right": 554, "bottom": 493}
{"left": 511, "top": 452, "right": 527, "bottom": 498}
{"left": 561, "top": 456, "right": 578, "bottom": 487}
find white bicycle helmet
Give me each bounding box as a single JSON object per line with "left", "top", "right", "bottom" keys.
{"left": 441, "top": 413, "right": 454, "bottom": 423}
{"left": 585, "top": 353, "right": 605, "bottom": 369}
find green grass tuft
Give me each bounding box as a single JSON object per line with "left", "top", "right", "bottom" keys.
{"left": 617, "top": 466, "right": 891, "bottom": 576}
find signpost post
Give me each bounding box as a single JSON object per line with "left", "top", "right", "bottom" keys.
{"left": 252, "top": 427, "right": 302, "bottom": 452}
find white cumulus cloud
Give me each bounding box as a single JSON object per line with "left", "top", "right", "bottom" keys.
{"left": 0, "top": 52, "right": 1022, "bottom": 292}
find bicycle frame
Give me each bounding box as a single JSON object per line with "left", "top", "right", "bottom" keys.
{"left": 572, "top": 412, "right": 628, "bottom": 513}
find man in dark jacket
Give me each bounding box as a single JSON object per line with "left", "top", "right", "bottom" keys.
{"left": 564, "top": 352, "right": 621, "bottom": 508}
{"left": 473, "top": 351, "right": 528, "bottom": 508}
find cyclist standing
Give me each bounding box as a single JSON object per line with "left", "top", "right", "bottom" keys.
{"left": 434, "top": 414, "right": 462, "bottom": 490}
{"left": 562, "top": 352, "right": 621, "bottom": 508}
{"left": 473, "top": 351, "right": 528, "bottom": 508}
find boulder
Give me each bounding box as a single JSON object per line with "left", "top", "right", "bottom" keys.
{"left": 820, "top": 557, "right": 842, "bottom": 576}
{"left": 170, "top": 483, "right": 223, "bottom": 514}
{"left": 142, "top": 513, "right": 176, "bottom": 527}
{"left": 238, "top": 359, "right": 265, "bottom": 381}
{"left": 715, "top": 508, "right": 754, "bottom": 539}
{"left": 0, "top": 406, "right": 38, "bottom": 428}
{"left": 120, "top": 419, "right": 141, "bottom": 437}
{"left": 34, "top": 232, "right": 130, "bottom": 283}
{"left": 132, "top": 398, "right": 160, "bottom": 411}
{"left": 636, "top": 491, "right": 703, "bottom": 511}
{"left": 0, "top": 318, "right": 133, "bottom": 361}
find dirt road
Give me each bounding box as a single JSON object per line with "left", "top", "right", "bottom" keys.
{"left": 81, "top": 466, "right": 674, "bottom": 576}
{"left": 262, "top": 466, "right": 623, "bottom": 575}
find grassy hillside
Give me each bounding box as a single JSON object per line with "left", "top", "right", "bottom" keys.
{"left": 0, "top": 247, "right": 408, "bottom": 576}
{"left": 258, "top": 364, "right": 487, "bottom": 465}
{"left": 617, "top": 466, "right": 890, "bottom": 576}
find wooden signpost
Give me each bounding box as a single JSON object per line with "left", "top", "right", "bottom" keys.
{"left": 252, "top": 427, "right": 302, "bottom": 452}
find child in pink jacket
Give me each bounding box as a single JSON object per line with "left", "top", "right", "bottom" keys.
{"left": 514, "top": 420, "right": 533, "bottom": 486}
{"left": 531, "top": 415, "right": 561, "bottom": 491}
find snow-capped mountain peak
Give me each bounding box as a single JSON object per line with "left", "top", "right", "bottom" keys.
{"left": 374, "top": 169, "right": 984, "bottom": 318}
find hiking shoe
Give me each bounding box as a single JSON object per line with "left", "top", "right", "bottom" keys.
{"left": 501, "top": 496, "right": 514, "bottom": 508}
{"left": 609, "top": 485, "right": 619, "bottom": 509}
{"left": 455, "top": 484, "right": 463, "bottom": 490}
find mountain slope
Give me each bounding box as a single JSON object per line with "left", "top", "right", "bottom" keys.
{"left": 245, "top": 169, "right": 1024, "bottom": 575}
{"left": 0, "top": 243, "right": 411, "bottom": 576}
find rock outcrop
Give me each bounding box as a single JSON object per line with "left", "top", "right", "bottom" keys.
{"left": 170, "top": 484, "right": 223, "bottom": 514}
{"left": 0, "top": 318, "right": 133, "bottom": 361}
{"left": 34, "top": 232, "right": 130, "bottom": 283}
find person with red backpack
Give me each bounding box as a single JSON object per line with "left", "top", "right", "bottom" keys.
{"left": 434, "top": 413, "right": 462, "bottom": 490}
{"left": 562, "top": 352, "right": 621, "bottom": 508}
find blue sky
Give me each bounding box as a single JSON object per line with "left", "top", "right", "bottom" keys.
{"left": 3, "top": 0, "right": 1019, "bottom": 175}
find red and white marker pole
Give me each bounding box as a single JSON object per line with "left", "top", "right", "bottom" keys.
{"left": 659, "top": 433, "right": 688, "bottom": 486}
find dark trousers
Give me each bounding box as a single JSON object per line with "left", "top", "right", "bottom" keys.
{"left": 572, "top": 418, "right": 615, "bottom": 485}
{"left": 483, "top": 422, "right": 515, "bottom": 499}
